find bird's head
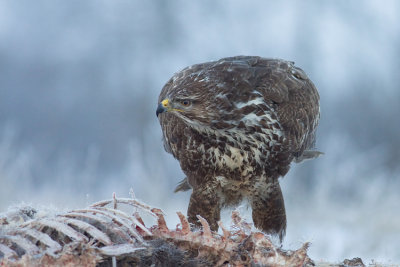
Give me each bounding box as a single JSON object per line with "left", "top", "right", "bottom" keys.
{"left": 156, "top": 67, "right": 220, "bottom": 127}
{"left": 156, "top": 93, "right": 210, "bottom": 127}
{"left": 156, "top": 59, "right": 256, "bottom": 130}
{"left": 156, "top": 98, "right": 191, "bottom": 117}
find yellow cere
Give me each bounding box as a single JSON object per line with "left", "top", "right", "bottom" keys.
{"left": 161, "top": 99, "right": 169, "bottom": 107}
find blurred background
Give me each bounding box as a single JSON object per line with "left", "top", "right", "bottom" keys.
{"left": 0, "top": 0, "right": 399, "bottom": 263}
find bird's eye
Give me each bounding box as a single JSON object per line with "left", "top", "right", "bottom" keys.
{"left": 180, "top": 100, "right": 191, "bottom": 107}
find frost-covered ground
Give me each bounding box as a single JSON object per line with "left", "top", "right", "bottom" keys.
{"left": 1, "top": 0, "right": 399, "bottom": 264}
{"left": 1, "top": 131, "right": 399, "bottom": 263}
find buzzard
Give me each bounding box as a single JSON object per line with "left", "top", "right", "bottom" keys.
{"left": 156, "top": 56, "right": 320, "bottom": 241}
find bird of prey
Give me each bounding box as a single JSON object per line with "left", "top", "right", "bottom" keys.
{"left": 156, "top": 56, "right": 321, "bottom": 241}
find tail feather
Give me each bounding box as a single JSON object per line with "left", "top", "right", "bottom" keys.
{"left": 174, "top": 177, "right": 192, "bottom": 193}
{"left": 293, "top": 150, "right": 324, "bottom": 163}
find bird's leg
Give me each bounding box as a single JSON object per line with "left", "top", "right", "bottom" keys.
{"left": 251, "top": 181, "right": 287, "bottom": 242}
{"left": 187, "top": 187, "right": 221, "bottom": 231}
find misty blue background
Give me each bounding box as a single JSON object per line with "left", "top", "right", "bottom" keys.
{"left": 1, "top": 0, "right": 399, "bottom": 263}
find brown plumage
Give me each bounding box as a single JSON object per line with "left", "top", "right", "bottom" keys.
{"left": 156, "top": 56, "right": 321, "bottom": 241}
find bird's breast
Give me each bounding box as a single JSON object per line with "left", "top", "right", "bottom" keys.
{"left": 205, "top": 145, "right": 255, "bottom": 176}
{"left": 186, "top": 127, "right": 286, "bottom": 179}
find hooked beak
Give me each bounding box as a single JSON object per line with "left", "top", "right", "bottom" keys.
{"left": 156, "top": 99, "right": 169, "bottom": 117}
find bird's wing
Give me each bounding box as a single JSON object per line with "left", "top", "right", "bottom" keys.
{"left": 251, "top": 58, "right": 320, "bottom": 156}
